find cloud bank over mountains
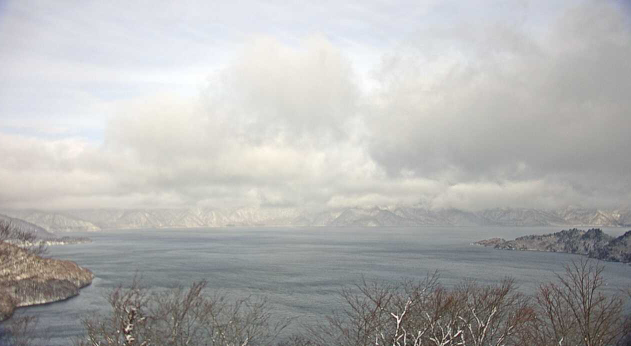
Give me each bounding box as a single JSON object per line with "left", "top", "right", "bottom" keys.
{"left": 0, "top": 1, "right": 630, "bottom": 211}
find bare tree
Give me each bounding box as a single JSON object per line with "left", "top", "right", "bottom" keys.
{"left": 78, "top": 277, "right": 151, "bottom": 346}
{"left": 77, "top": 279, "right": 289, "bottom": 346}
{"left": 453, "top": 279, "right": 535, "bottom": 346}
{"left": 305, "top": 274, "right": 438, "bottom": 346}
{"left": 0, "top": 315, "right": 40, "bottom": 346}
{"left": 530, "top": 259, "right": 630, "bottom": 346}
{"left": 0, "top": 220, "right": 47, "bottom": 258}
{"left": 304, "top": 273, "right": 535, "bottom": 346}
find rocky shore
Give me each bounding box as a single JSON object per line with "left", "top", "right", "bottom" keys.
{"left": 0, "top": 242, "right": 93, "bottom": 321}
{"left": 475, "top": 228, "right": 631, "bottom": 264}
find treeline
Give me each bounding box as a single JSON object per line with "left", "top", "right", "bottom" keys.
{"left": 3, "top": 259, "right": 630, "bottom": 346}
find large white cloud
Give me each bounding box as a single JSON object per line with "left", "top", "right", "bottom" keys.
{"left": 0, "top": 1, "right": 630, "bottom": 211}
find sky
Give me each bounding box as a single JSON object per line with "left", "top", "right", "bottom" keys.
{"left": 0, "top": 0, "right": 630, "bottom": 211}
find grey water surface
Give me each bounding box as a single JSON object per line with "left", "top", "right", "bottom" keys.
{"left": 12, "top": 226, "right": 631, "bottom": 345}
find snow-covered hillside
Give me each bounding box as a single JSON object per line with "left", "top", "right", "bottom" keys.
{"left": 2, "top": 206, "right": 630, "bottom": 233}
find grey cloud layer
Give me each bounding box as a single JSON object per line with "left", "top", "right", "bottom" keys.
{"left": 0, "top": 1, "right": 630, "bottom": 210}
{"left": 368, "top": 1, "right": 631, "bottom": 204}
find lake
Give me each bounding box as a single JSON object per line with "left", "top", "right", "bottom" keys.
{"left": 9, "top": 226, "right": 631, "bottom": 345}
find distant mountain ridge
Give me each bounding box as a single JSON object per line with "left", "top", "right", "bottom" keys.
{"left": 2, "top": 206, "right": 630, "bottom": 233}
{"left": 0, "top": 213, "right": 91, "bottom": 245}
{"left": 0, "top": 214, "right": 56, "bottom": 238}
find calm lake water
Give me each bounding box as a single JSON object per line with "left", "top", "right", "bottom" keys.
{"left": 8, "top": 226, "right": 631, "bottom": 345}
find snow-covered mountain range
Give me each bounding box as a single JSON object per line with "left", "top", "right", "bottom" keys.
{"left": 2, "top": 206, "right": 630, "bottom": 233}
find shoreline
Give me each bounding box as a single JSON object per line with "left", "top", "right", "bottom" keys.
{"left": 0, "top": 242, "right": 94, "bottom": 322}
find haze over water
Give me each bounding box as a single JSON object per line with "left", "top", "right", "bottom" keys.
{"left": 20, "top": 226, "right": 631, "bottom": 345}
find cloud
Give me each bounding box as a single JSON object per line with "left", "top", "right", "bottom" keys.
{"left": 0, "top": 1, "right": 630, "bottom": 211}
{"left": 0, "top": 134, "right": 113, "bottom": 208}
{"left": 366, "top": 1, "right": 631, "bottom": 202}
{"left": 430, "top": 180, "right": 580, "bottom": 211}
{"left": 94, "top": 37, "right": 375, "bottom": 209}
